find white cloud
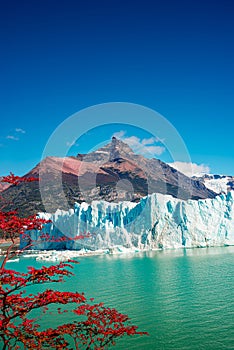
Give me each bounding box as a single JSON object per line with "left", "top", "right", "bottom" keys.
{"left": 15, "top": 128, "right": 26, "bottom": 134}
{"left": 6, "top": 135, "right": 19, "bottom": 141}
{"left": 112, "top": 130, "right": 126, "bottom": 139}
{"left": 66, "top": 140, "right": 79, "bottom": 147}
{"left": 4, "top": 128, "right": 25, "bottom": 142}
{"left": 142, "top": 145, "right": 165, "bottom": 155}
{"left": 122, "top": 136, "right": 140, "bottom": 149}
{"left": 112, "top": 131, "right": 165, "bottom": 157}
{"left": 168, "top": 161, "right": 210, "bottom": 177}
{"left": 141, "top": 137, "right": 157, "bottom": 146}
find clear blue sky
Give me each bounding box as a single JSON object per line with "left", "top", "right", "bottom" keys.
{"left": 0, "top": 0, "right": 233, "bottom": 176}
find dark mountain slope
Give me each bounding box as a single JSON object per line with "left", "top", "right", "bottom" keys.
{"left": 0, "top": 137, "right": 216, "bottom": 216}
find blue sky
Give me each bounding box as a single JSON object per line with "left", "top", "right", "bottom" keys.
{"left": 0, "top": 0, "right": 233, "bottom": 176}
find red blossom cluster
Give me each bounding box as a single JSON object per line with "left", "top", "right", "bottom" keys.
{"left": 0, "top": 211, "right": 48, "bottom": 237}
{"left": 0, "top": 264, "right": 147, "bottom": 349}
{"left": 0, "top": 174, "right": 148, "bottom": 349}
{"left": 1, "top": 173, "right": 39, "bottom": 186}
{"left": 0, "top": 210, "right": 49, "bottom": 271}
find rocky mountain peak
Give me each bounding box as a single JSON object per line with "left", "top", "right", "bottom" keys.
{"left": 109, "top": 137, "right": 134, "bottom": 161}
{"left": 76, "top": 137, "right": 134, "bottom": 163}
{"left": 1, "top": 137, "right": 218, "bottom": 216}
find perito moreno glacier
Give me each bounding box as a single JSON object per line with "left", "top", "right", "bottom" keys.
{"left": 21, "top": 190, "right": 234, "bottom": 251}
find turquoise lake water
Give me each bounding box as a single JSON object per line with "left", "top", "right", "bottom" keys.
{"left": 5, "top": 246, "right": 234, "bottom": 349}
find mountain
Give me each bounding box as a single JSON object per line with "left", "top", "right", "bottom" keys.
{"left": 0, "top": 137, "right": 216, "bottom": 216}
{"left": 192, "top": 174, "right": 234, "bottom": 194}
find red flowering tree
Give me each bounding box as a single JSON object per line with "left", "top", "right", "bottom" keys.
{"left": 0, "top": 174, "right": 147, "bottom": 349}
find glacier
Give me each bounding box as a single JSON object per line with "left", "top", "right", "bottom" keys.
{"left": 21, "top": 191, "right": 234, "bottom": 251}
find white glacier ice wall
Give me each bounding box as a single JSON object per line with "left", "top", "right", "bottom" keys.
{"left": 21, "top": 191, "right": 234, "bottom": 251}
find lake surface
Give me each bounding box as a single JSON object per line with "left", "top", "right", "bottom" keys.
{"left": 7, "top": 246, "right": 234, "bottom": 349}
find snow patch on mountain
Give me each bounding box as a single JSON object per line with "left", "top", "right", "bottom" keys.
{"left": 204, "top": 177, "right": 230, "bottom": 194}
{"left": 192, "top": 175, "right": 234, "bottom": 194}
